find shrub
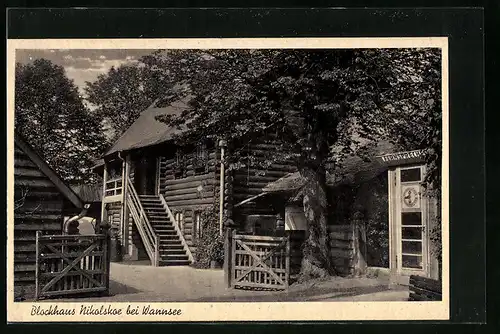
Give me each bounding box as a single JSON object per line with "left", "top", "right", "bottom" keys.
{"left": 192, "top": 199, "right": 226, "bottom": 269}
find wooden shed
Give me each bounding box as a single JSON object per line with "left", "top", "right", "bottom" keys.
{"left": 13, "top": 132, "right": 85, "bottom": 300}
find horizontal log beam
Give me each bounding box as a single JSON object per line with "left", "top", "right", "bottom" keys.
{"left": 15, "top": 178, "right": 56, "bottom": 188}
{"left": 410, "top": 275, "right": 442, "bottom": 293}
{"left": 163, "top": 192, "right": 214, "bottom": 202}
{"left": 163, "top": 186, "right": 215, "bottom": 197}
{"left": 167, "top": 198, "right": 214, "bottom": 207}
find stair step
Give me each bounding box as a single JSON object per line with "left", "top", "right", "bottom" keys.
{"left": 154, "top": 227, "right": 175, "bottom": 231}
{"left": 160, "top": 254, "right": 189, "bottom": 260}
{"left": 159, "top": 260, "right": 191, "bottom": 266}
{"left": 140, "top": 200, "right": 162, "bottom": 204}
{"left": 158, "top": 235, "right": 180, "bottom": 240}
{"left": 159, "top": 242, "right": 183, "bottom": 246}
{"left": 148, "top": 214, "right": 169, "bottom": 219}
{"left": 159, "top": 245, "right": 183, "bottom": 249}
{"left": 159, "top": 249, "right": 187, "bottom": 255}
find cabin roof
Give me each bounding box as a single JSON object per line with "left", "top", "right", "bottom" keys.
{"left": 14, "top": 132, "right": 85, "bottom": 209}
{"left": 104, "top": 100, "right": 188, "bottom": 157}
{"left": 70, "top": 184, "right": 102, "bottom": 202}
{"left": 263, "top": 141, "right": 397, "bottom": 194}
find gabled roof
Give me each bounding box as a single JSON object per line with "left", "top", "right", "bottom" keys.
{"left": 104, "top": 100, "right": 188, "bottom": 157}
{"left": 262, "top": 141, "right": 396, "bottom": 194}
{"left": 14, "top": 132, "right": 84, "bottom": 209}
{"left": 70, "top": 184, "right": 102, "bottom": 202}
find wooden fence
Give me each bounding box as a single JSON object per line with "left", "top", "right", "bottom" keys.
{"left": 35, "top": 232, "right": 110, "bottom": 300}
{"left": 226, "top": 230, "right": 305, "bottom": 291}
{"left": 408, "top": 275, "right": 442, "bottom": 301}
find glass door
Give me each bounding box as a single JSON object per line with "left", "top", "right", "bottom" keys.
{"left": 396, "top": 165, "right": 429, "bottom": 276}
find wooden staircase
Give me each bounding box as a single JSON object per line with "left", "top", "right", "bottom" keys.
{"left": 138, "top": 195, "right": 191, "bottom": 266}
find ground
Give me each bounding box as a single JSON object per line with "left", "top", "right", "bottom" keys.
{"left": 45, "top": 261, "right": 409, "bottom": 302}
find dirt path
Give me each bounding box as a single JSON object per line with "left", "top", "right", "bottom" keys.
{"left": 50, "top": 262, "right": 408, "bottom": 302}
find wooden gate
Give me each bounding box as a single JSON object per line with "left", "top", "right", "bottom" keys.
{"left": 35, "top": 232, "right": 110, "bottom": 300}
{"left": 231, "top": 233, "right": 290, "bottom": 290}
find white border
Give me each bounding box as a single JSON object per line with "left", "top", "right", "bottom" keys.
{"left": 7, "top": 37, "right": 449, "bottom": 322}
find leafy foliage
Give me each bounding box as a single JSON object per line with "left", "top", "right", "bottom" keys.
{"left": 140, "top": 48, "right": 442, "bottom": 277}
{"left": 15, "top": 59, "right": 106, "bottom": 184}
{"left": 84, "top": 63, "right": 175, "bottom": 144}
{"left": 193, "top": 199, "right": 225, "bottom": 268}
{"left": 83, "top": 48, "right": 442, "bottom": 277}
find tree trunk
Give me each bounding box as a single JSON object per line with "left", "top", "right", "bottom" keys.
{"left": 298, "top": 165, "right": 335, "bottom": 281}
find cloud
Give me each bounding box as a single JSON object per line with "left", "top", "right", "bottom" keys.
{"left": 16, "top": 49, "right": 154, "bottom": 92}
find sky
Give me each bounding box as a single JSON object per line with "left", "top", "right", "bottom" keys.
{"left": 15, "top": 49, "right": 156, "bottom": 94}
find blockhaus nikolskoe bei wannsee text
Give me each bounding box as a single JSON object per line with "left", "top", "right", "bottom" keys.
{"left": 31, "top": 304, "right": 183, "bottom": 316}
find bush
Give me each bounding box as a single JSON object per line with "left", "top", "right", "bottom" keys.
{"left": 192, "top": 201, "right": 225, "bottom": 269}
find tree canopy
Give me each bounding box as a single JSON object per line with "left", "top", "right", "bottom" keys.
{"left": 84, "top": 62, "right": 176, "bottom": 144}
{"left": 140, "top": 48, "right": 442, "bottom": 278}
{"left": 78, "top": 48, "right": 442, "bottom": 278}
{"left": 15, "top": 58, "right": 106, "bottom": 184}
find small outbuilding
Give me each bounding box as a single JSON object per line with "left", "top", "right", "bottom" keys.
{"left": 13, "top": 132, "right": 86, "bottom": 300}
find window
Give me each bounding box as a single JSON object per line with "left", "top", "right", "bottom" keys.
{"left": 194, "top": 212, "right": 202, "bottom": 239}
{"left": 173, "top": 150, "right": 186, "bottom": 179}
{"left": 193, "top": 142, "right": 208, "bottom": 173}
{"left": 401, "top": 167, "right": 421, "bottom": 182}
{"left": 105, "top": 163, "right": 123, "bottom": 197}
{"left": 175, "top": 212, "right": 184, "bottom": 233}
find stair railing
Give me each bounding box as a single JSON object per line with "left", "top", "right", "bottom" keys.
{"left": 126, "top": 177, "right": 160, "bottom": 266}
{"left": 159, "top": 194, "right": 194, "bottom": 264}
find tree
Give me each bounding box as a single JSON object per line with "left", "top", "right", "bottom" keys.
{"left": 15, "top": 59, "right": 106, "bottom": 184}
{"left": 84, "top": 49, "right": 438, "bottom": 279}
{"left": 84, "top": 61, "right": 175, "bottom": 143}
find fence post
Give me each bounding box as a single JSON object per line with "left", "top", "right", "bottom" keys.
{"left": 35, "top": 231, "right": 41, "bottom": 300}
{"left": 230, "top": 229, "right": 237, "bottom": 288}
{"left": 224, "top": 227, "right": 232, "bottom": 288}
{"left": 100, "top": 221, "right": 111, "bottom": 295}
{"left": 285, "top": 233, "right": 291, "bottom": 289}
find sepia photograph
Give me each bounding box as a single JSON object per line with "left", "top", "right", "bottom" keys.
{"left": 7, "top": 37, "right": 449, "bottom": 321}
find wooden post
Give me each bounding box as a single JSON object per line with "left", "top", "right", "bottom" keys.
{"left": 285, "top": 233, "right": 290, "bottom": 289}
{"left": 224, "top": 227, "right": 232, "bottom": 288}
{"left": 100, "top": 221, "right": 111, "bottom": 295}
{"left": 218, "top": 140, "right": 227, "bottom": 236}
{"left": 122, "top": 155, "right": 131, "bottom": 253}
{"left": 99, "top": 163, "right": 108, "bottom": 234}
{"left": 230, "top": 229, "right": 237, "bottom": 288}
{"left": 34, "top": 231, "right": 41, "bottom": 300}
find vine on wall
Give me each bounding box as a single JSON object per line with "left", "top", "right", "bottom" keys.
{"left": 192, "top": 191, "right": 226, "bottom": 269}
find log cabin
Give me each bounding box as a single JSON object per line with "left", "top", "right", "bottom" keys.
{"left": 95, "top": 101, "right": 441, "bottom": 284}
{"left": 94, "top": 101, "right": 296, "bottom": 266}
{"left": 13, "top": 132, "right": 86, "bottom": 300}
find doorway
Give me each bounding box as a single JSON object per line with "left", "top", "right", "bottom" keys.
{"left": 134, "top": 156, "right": 159, "bottom": 196}
{"left": 389, "top": 165, "right": 430, "bottom": 277}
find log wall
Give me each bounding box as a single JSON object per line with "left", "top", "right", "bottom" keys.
{"left": 409, "top": 275, "right": 442, "bottom": 301}
{"left": 158, "top": 147, "right": 219, "bottom": 254}
{"left": 14, "top": 143, "right": 66, "bottom": 300}
{"left": 232, "top": 142, "right": 296, "bottom": 220}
